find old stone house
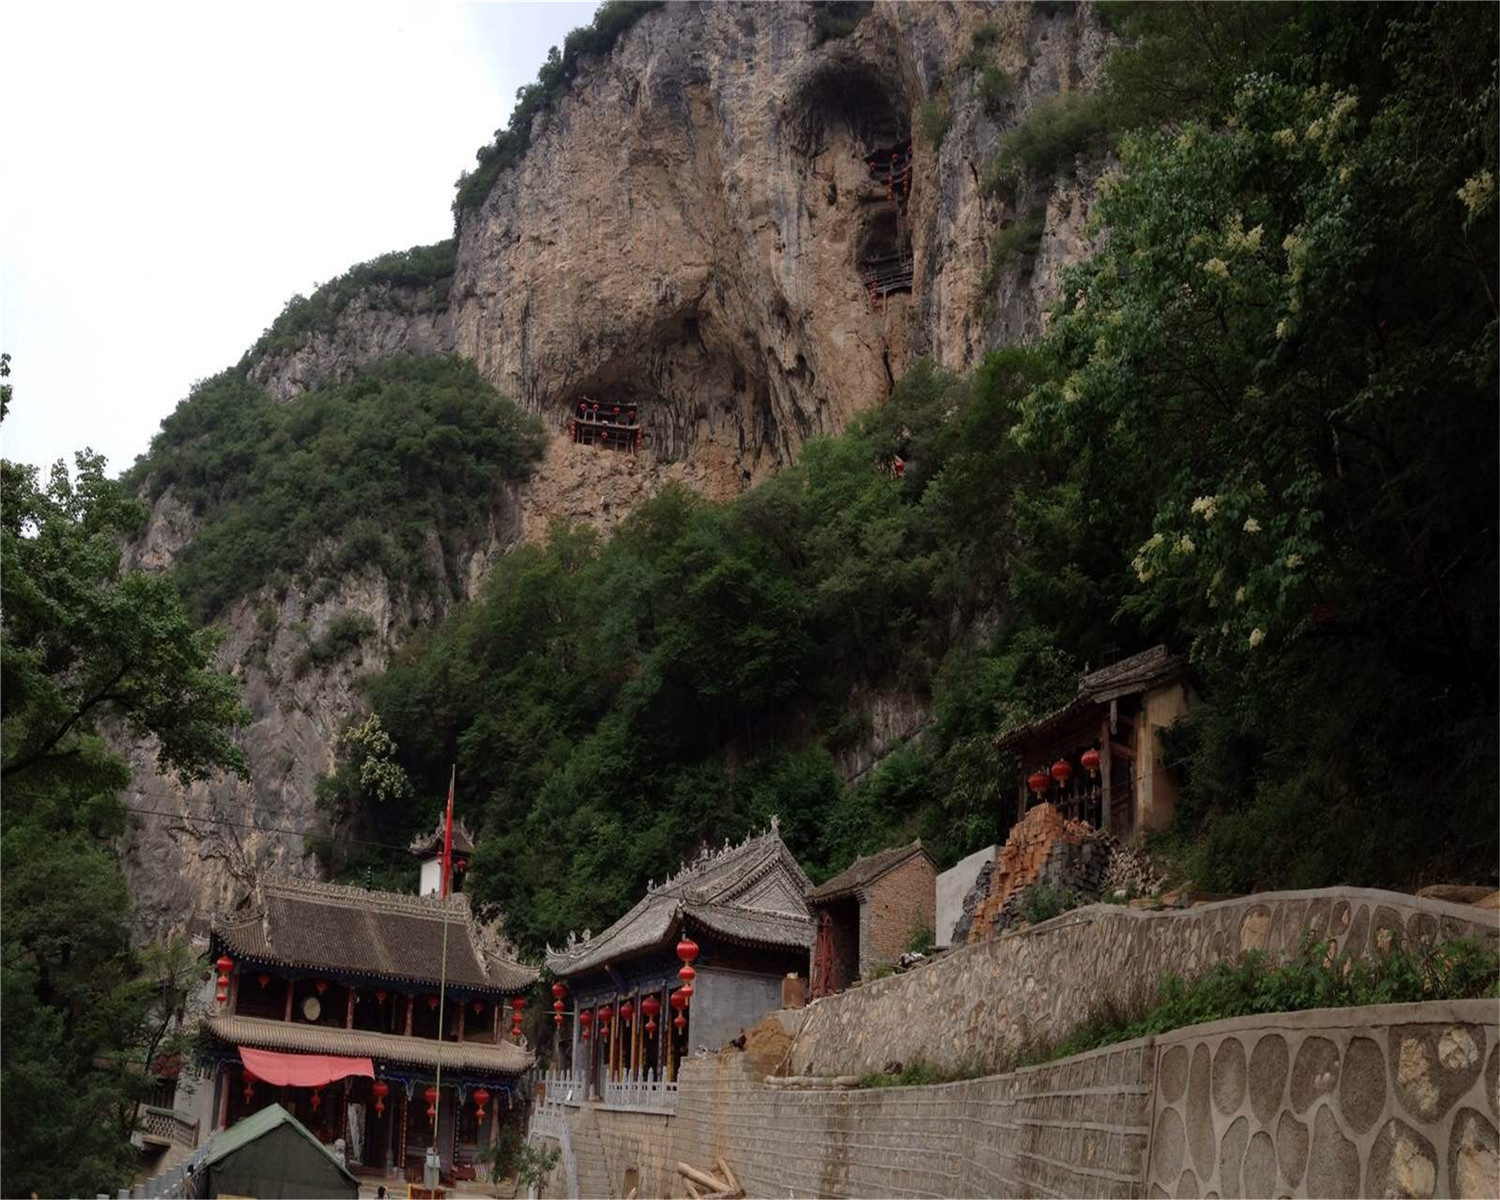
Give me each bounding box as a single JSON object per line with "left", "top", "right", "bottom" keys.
{"left": 808, "top": 840, "right": 936, "bottom": 997}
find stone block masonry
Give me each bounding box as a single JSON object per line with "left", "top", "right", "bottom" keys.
{"left": 559, "top": 999, "right": 1496, "bottom": 1198}
{"left": 787, "top": 885, "right": 1498, "bottom": 1078}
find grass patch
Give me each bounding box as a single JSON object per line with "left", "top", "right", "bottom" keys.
{"left": 293, "top": 612, "right": 377, "bottom": 678}
{"left": 976, "top": 66, "right": 1013, "bottom": 116}
{"left": 918, "top": 96, "right": 953, "bottom": 150}
{"left": 997, "top": 90, "right": 1109, "bottom": 177}
{"left": 857, "top": 1058, "right": 985, "bottom": 1089}
{"left": 1015, "top": 880, "right": 1079, "bottom": 925}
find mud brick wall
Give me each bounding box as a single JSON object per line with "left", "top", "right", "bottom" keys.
{"left": 787, "top": 886, "right": 1498, "bottom": 1078}
{"left": 863, "top": 853, "right": 937, "bottom": 970}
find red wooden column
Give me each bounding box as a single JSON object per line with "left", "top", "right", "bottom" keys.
{"left": 458, "top": 1002, "right": 466, "bottom": 1044}
{"left": 283, "top": 978, "right": 295, "bottom": 1022}
{"left": 405, "top": 994, "right": 414, "bottom": 1036}
{"left": 346, "top": 988, "right": 356, "bottom": 1030}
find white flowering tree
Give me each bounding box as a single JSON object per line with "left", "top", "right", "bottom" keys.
{"left": 1013, "top": 4, "right": 1496, "bottom": 887}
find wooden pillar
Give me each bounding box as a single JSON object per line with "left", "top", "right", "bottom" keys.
{"left": 229, "top": 969, "right": 240, "bottom": 1014}
{"left": 611, "top": 1003, "right": 621, "bottom": 1081}
{"left": 217, "top": 1067, "right": 231, "bottom": 1130}
{"left": 283, "top": 978, "right": 295, "bottom": 1023}
{"left": 346, "top": 987, "right": 356, "bottom": 1030}
{"left": 458, "top": 1001, "right": 466, "bottom": 1044}
{"left": 493, "top": 1004, "right": 501, "bottom": 1042}
{"left": 1099, "top": 715, "right": 1113, "bottom": 833}
{"left": 631, "top": 994, "right": 642, "bottom": 1078}
{"left": 404, "top": 995, "right": 414, "bottom": 1036}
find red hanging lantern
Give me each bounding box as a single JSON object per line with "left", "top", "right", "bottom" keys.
{"left": 376, "top": 989, "right": 388, "bottom": 1005}
{"left": 310, "top": 1085, "right": 323, "bottom": 1113}
{"left": 670, "top": 987, "right": 688, "bottom": 1031}
{"left": 216, "top": 955, "right": 233, "bottom": 977}
{"left": 678, "top": 963, "right": 696, "bottom": 986}
{"left": 242, "top": 1068, "right": 256, "bottom": 1103}
{"left": 619, "top": 999, "right": 635, "bottom": 1026}
{"left": 580, "top": 1009, "right": 593, "bottom": 1040}
{"left": 599, "top": 1002, "right": 614, "bottom": 1039}
{"left": 510, "top": 995, "right": 525, "bottom": 1037}
{"left": 1027, "top": 769, "right": 1049, "bottom": 798}
{"left": 473, "top": 1087, "right": 491, "bottom": 1122}
{"left": 215, "top": 955, "right": 233, "bottom": 1006}
{"left": 1050, "top": 758, "right": 1072, "bottom": 789}
{"left": 456, "top": 858, "right": 468, "bottom": 872}
{"left": 554, "top": 998, "right": 565, "bottom": 1028}
{"left": 641, "top": 994, "right": 661, "bottom": 1036}
{"left": 676, "top": 934, "right": 699, "bottom": 967}
{"left": 425, "top": 1085, "right": 438, "bottom": 1121}
{"left": 257, "top": 972, "right": 270, "bottom": 989}
{"left": 372, "top": 1080, "right": 389, "bottom": 1116}
{"left": 1081, "top": 747, "right": 1101, "bottom": 777}
{"left": 427, "top": 994, "right": 439, "bottom": 1010}
{"left": 472, "top": 999, "right": 484, "bottom": 1015}
{"left": 315, "top": 979, "right": 328, "bottom": 995}
{"left": 551, "top": 982, "right": 566, "bottom": 1001}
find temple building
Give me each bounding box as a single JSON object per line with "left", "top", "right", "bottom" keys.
{"left": 808, "top": 839, "right": 936, "bottom": 998}
{"left": 995, "top": 645, "right": 1197, "bottom": 838}
{"left": 200, "top": 824, "right": 537, "bottom": 1186}
{"left": 545, "top": 821, "right": 812, "bottom": 1096}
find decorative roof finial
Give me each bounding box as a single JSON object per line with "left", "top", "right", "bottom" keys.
{"left": 770, "top": 813, "right": 780, "bottom": 835}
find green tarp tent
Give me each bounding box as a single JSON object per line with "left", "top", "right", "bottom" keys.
{"left": 192, "top": 1103, "right": 359, "bottom": 1199}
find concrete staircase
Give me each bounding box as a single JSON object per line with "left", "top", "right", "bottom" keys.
{"left": 569, "top": 1110, "right": 612, "bottom": 1199}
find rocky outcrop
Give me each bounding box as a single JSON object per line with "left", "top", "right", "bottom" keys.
{"left": 250, "top": 0, "right": 1111, "bottom": 530}
{"left": 124, "top": 1, "right": 1114, "bottom": 938}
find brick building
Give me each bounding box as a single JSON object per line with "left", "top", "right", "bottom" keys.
{"left": 807, "top": 840, "right": 936, "bottom": 997}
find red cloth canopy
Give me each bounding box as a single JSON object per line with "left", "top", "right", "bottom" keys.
{"left": 239, "top": 1047, "right": 374, "bottom": 1088}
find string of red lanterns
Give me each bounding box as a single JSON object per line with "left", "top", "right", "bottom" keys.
{"left": 425, "top": 1085, "right": 439, "bottom": 1121}
{"left": 215, "top": 956, "right": 233, "bottom": 1006}
{"left": 372, "top": 1080, "right": 389, "bottom": 1116}
{"left": 672, "top": 931, "right": 699, "bottom": 1032}
{"left": 580, "top": 1009, "right": 593, "bottom": 1041}
{"left": 598, "top": 1002, "right": 614, "bottom": 1041}
{"left": 552, "top": 981, "right": 566, "bottom": 1028}
{"left": 510, "top": 996, "right": 525, "bottom": 1039}
{"left": 473, "top": 1087, "right": 491, "bottom": 1122}
{"left": 641, "top": 994, "right": 660, "bottom": 1036}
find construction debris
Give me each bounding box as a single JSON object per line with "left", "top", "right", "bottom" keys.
{"left": 678, "top": 1160, "right": 744, "bottom": 1198}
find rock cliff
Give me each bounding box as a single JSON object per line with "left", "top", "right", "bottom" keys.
{"left": 123, "top": 0, "right": 1111, "bottom": 939}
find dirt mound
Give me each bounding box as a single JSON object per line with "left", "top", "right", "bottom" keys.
{"left": 737, "top": 1015, "right": 794, "bottom": 1075}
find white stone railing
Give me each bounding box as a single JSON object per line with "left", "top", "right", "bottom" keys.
{"left": 601, "top": 1070, "right": 677, "bottom": 1112}
{"left": 536, "top": 1068, "right": 587, "bottom": 1110}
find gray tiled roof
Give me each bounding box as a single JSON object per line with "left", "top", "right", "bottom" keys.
{"left": 806, "top": 840, "right": 934, "bottom": 903}
{"left": 213, "top": 877, "right": 537, "bottom": 994}
{"left": 205, "top": 1013, "right": 533, "bottom": 1074}
{"left": 994, "top": 645, "right": 1188, "bottom": 751}
{"left": 545, "top": 823, "right": 814, "bottom": 977}
{"left": 409, "top": 818, "right": 476, "bottom": 859}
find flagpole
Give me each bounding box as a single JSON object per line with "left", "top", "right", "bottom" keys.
{"left": 431, "top": 764, "right": 456, "bottom": 1166}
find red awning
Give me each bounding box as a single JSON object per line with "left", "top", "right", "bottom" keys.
{"left": 239, "top": 1047, "right": 374, "bottom": 1088}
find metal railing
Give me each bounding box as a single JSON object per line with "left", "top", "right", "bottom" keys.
{"left": 600, "top": 1070, "right": 678, "bottom": 1112}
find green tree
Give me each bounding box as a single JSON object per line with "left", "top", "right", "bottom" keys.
{"left": 2, "top": 431, "right": 248, "bottom": 1195}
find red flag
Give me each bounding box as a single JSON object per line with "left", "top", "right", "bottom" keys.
{"left": 442, "top": 767, "right": 455, "bottom": 898}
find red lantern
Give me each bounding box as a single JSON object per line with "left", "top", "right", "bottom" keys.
{"left": 473, "top": 1087, "right": 491, "bottom": 1122}
{"left": 456, "top": 858, "right": 468, "bottom": 872}
{"left": 619, "top": 999, "right": 635, "bottom": 1026}
{"left": 551, "top": 982, "right": 566, "bottom": 1001}
{"left": 216, "top": 955, "right": 233, "bottom": 976}
{"left": 372, "top": 1080, "right": 389, "bottom": 1116}
{"left": 1050, "top": 758, "right": 1072, "bottom": 789}
{"left": 678, "top": 963, "right": 696, "bottom": 986}
{"left": 215, "top": 955, "right": 233, "bottom": 1006}
{"left": 472, "top": 999, "right": 484, "bottom": 1015}
{"left": 554, "top": 998, "right": 564, "bottom": 1028}
{"left": 1081, "top": 748, "right": 1101, "bottom": 777}
{"left": 1027, "top": 769, "right": 1049, "bottom": 798}
{"left": 242, "top": 1067, "right": 256, "bottom": 1103}
{"left": 428, "top": 995, "right": 439, "bottom": 1010}
{"left": 580, "top": 1009, "right": 593, "bottom": 1041}
{"left": 676, "top": 935, "right": 699, "bottom": 966}
{"left": 257, "top": 972, "right": 270, "bottom": 989}
{"left": 510, "top": 995, "right": 525, "bottom": 1037}
{"left": 599, "top": 1002, "right": 614, "bottom": 1039}
{"left": 310, "top": 1085, "right": 323, "bottom": 1113}
{"left": 376, "top": 989, "right": 388, "bottom": 1005}
{"left": 425, "top": 1085, "right": 438, "bottom": 1121}
{"left": 315, "top": 979, "right": 328, "bottom": 995}
{"left": 641, "top": 994, "right": 661, "bottom": 1036}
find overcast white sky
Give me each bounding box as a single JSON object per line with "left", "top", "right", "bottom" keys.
{"left": 1, "top": 1, "right": 593, "bottom": 477}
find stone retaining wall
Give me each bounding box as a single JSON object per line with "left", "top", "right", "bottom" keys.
{"left": 562, "top": 999, "right": 1498, "bottom": 1198}
{"left": 785, "top": 886, "right": 1498, "bottom": 1077}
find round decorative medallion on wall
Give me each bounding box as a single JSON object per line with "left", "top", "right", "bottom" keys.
{"left": 302, "top": 995, "right": 322, "bottom": 1021}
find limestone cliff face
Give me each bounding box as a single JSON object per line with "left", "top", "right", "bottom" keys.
{"left": 125, "top": 0, "right": 1112, "bottom": 939}
{"left": 250, "top": 0, "right": 1111, "bottom": 533}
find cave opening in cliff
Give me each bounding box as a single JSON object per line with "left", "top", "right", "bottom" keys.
{"left": 858, "top": 206, "right": 913, "bottom": 307}
{"left": 789, "top": 57, "right": 908, "bottom": 160}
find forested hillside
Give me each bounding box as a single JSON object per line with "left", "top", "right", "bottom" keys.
{"left": 296, "top": 1, "right": 1500, "bottom": 951}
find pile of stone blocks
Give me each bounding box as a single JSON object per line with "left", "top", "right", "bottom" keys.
{"left": 957, "top": 803, "right": 1115, "bottom": 943}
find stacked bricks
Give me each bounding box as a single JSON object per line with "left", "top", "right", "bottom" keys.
{"left": 966, "top": 804, "right": 1115, "bottom": 943}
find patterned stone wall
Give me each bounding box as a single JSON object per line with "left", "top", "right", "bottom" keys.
{"left": 786, "top": 886, "right": 1499, "bottom": 1077}
{"left": 1143, "top": 1000, "right": 1498, "bottom": 1199}
{"left": 567, "top": 999, "right": 1498, "bottom": 1198}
